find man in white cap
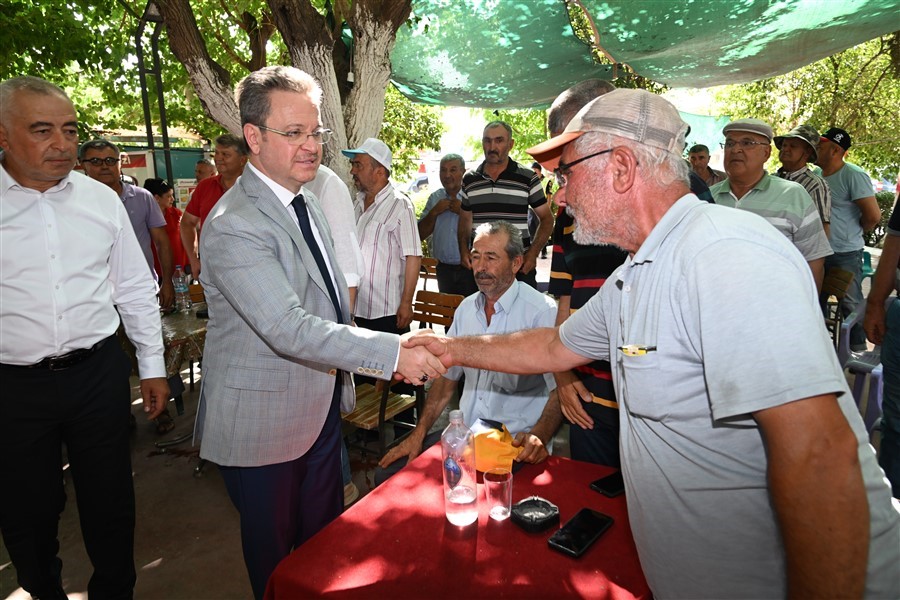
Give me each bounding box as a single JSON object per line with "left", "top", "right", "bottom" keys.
{"left": 405, "top": 89, "right": 900, "bottom": 598}
{"left": 774, "top": 124, "right": 831, "bottom": 237}
{"left": 710, "top": 118, "right": 831, "bottom": 292}
{"left": 342, "top": 138, "right": 421, "bottom": 344}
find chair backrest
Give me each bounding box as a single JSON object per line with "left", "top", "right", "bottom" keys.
{"left": 412, "top": 290, "right": 464, "bottom": 330}
{"left": 189, "top": 282, "right": 206, "bottom": 303}
{"left": 420, "top": 257, "right": 438, "bottom": 290}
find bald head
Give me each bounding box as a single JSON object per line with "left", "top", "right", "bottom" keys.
{"left": 547, "top": 79, "right": 616, "bottom": 137}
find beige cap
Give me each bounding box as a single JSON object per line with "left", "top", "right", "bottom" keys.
{"left": 526, "top": 89, "right": 688, "bottom": 170}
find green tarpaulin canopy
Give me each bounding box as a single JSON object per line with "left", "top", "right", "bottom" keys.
{"left": 392, "top": 0, "right": 900, "bottom": 108}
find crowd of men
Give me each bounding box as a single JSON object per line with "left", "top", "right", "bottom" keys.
{"left": 1, "top": 69, "right": 898, "bottom": 600}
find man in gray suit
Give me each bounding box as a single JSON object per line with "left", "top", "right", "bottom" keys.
{"left": 196, "top": 66, "right": 444, "bottom": 599}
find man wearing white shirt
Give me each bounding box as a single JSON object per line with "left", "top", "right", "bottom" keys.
{"left": 0, "top": 76, "right": 169, "bottom": 599}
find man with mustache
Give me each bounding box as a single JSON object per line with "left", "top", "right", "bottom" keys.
{"left": 710, "top": 118, "right": 832, "bottom": 292}
{"left": 774, "top": 124, "right": 831, "bottom": 237}
{"left": 0, "top": 75, "right": 169, "bottom": 599}
{"left": 378, "top": 220, "right": 561, "bottom": 480}
{"left": 457, "top": 121, "right": 553, "bottom": 289}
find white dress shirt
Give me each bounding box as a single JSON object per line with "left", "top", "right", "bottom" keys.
{"left": 0, "top": 162, "right": 165, "bottom": 378}
{"left": 304, "top": 165, "right": 364, "bottom": 288}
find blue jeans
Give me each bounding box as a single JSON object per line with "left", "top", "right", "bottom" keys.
{"left": 825, "top": 249, "right": 866, "bottom": 350}
{"left": 879, "top": 297, "right": 900, "bottom": 497}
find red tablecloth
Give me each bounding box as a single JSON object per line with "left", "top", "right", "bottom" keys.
{"left": 265, "top": 445, "right": 651, "bottom": 599}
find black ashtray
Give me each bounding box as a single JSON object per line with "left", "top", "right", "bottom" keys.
{"left": 510, "top": 496, "right": 560, "bottom": 533}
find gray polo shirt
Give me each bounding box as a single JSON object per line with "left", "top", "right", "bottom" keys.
{"left": 120, "top": 181, "right": 166, "bottom": 277}
{"left": 559, "top": 195, "right": 899, "bottom": 598}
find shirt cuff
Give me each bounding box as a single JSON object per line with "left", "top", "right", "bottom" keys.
{"left": 392, "top": 336, "right": 402, "bottom": 375}
{"left": 344, "top": 273, "right": 361, "bottom": 287}
{"left": 137, "top": 355, "right": 167, "bottom": 380}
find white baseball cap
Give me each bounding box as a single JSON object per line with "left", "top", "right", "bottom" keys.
{"left": 341, "top": 138, "right": 392, "bottom": 171}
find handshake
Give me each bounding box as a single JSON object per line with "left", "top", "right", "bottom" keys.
{"left": 394, "top": 330, "right": 455, "bottom": 385}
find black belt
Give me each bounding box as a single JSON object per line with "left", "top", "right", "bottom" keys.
{"left": 3, "top": 337, "right": 110, "bottom": 371}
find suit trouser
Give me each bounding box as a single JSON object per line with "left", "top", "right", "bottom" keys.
{"left": 0, "top": 337, "right": 137, "bottom": 600}
{"left": 568, "top": 401, "right": 621, "bottom": 468}
{"left": 219, "top": 380, "right": 343, "bottom": 600}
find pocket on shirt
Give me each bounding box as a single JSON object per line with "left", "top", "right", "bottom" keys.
{"left": 618, "top": 354, "right": 669, "bottom": 420}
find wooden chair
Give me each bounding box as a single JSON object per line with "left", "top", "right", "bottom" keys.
{"left": 820, "top": 267, "right": 855, "bottom": 349}
{"left": 420, "top": 257, "right": 438, "bottom": 291}
{"left": 189, "top": 282, "right": 205, "bottom": 304}
{"left": 342, "top": 290, "right": 464, "bottom": 457}
{"left": 413, "top": 289, "right": 464, "bottom": 331}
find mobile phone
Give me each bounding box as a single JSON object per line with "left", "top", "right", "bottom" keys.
{"left": 590, "top": 470, "right": 625, "bottom": 497}
{"left": 547, "top": 508, "right": 614, "bottom": 558}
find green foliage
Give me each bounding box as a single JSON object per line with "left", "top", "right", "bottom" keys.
{"left": 380, "top": 85, "right": 444, "bottom": 180}
{"left": 865, "top": 191, "right": 898, "bottom": 248}
{"left": 467, "top": 108, "right": 547, "bottom": 165}
{"left": 716, "top": 35, "right": 900, "bottom": 181}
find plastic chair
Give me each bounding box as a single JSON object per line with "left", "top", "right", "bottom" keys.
{"left": 820, "top": 267, "right": 855, "bottom": 350}
{"left": 838, "top": 300, "right": 891, "bottom": 434}
{"left": 860, "top": 250, "right": 875, "bottom": 287}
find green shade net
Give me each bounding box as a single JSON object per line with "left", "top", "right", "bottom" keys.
{"left": 392, "top": 0, "right": 900, "bottom": 108}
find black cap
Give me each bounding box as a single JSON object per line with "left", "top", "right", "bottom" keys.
{"left": 821, "top": 127, "right": 851, "bottom": 151}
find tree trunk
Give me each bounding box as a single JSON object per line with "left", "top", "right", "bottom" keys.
{"left": 157, "top": 0, "right": 241, "bottom": 136}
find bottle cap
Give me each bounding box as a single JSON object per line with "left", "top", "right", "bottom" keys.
{"left": 449, "top": 409, "right": 464, "bottom": 422}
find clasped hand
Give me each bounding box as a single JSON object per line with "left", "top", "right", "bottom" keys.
{"left": 393, "top": 330, "right": 453, "bottom": 384}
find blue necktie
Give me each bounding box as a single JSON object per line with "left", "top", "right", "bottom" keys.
{"left": 290, "top": 194, "right": 343, "bottom": 324}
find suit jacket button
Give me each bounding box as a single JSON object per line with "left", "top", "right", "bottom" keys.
{"left": 357, "top": 367, "right": 364, "bottom": 374}
{"left": 376, "top": 370, "right": 383, "bottom": 376}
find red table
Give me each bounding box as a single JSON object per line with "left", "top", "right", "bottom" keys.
{"left": 265, "top": 445, "right": 651, "bottom": 599}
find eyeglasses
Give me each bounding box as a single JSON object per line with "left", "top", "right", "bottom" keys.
{"left": 256, "top": 125, "right": 332, "bottom": 146}
{"left": 553, "top": 148, "right": 613, "bottom": 187}
{"left": 720, "top": 139, "right": 770, "bottom": 150}
{"left": 81, "top": 157, "right": 121, "bottom": 166}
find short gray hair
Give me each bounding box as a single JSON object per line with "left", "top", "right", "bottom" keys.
{"left": 547, "top": 79, "right": 616, "bottom": 136}
{"left": 440, "top": 153, "right": 465, "bottom": 169}
{"left": 79, "top": 139, "right": 120, "bottom": 159}
{"left": 235, "top": 66, "right": 322, "bottom": 127}
{"left": 574, "top": 132, "right": 689, "bottom": 189}
{"left": 484, "top": 120, "right": 513, "bottom": 138}
{"left": 0, "top": 76, "right": 70, "bottom": 125}
{"left": 473, "top": 221, "right": 524, "bottom": 259}
{"left": 214, "top": 133, "right": 248, "bottom": 155}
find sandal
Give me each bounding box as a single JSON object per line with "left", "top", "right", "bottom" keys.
{"left": 154, "top": 408, "right": 175, "bottom": 435}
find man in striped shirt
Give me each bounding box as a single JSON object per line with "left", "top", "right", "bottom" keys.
{"left": 457, "top": 121, "right": 552, "bottom": 289}
{"left": 774, "top": 124, "right": 832, "bottom": 238}
{"left": 343, "top": 138, "right": 421, "bottom": 341}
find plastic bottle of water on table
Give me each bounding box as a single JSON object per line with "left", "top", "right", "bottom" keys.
{"left": 173, "top": 265, "right": 192, "bottom": 312}
{"left": 441, "top": 409, "right": 477, "bottom": 526}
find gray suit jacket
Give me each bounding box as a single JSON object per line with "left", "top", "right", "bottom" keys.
{"left": 196, "top": 167, "right": 399, "bottom": 467}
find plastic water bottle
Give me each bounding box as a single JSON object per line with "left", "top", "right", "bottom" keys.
{"left": 173, "top": 265, "right": 192, "bottom": 312}
{"left": 441, "top": 409, "right": 477, "bottom": 526}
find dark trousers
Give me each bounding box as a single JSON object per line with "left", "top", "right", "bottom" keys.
{"left": 568, "top": 402, "right": 621, "bottom": 468}
{"left": 0, "top": 337, "right": 137, "bottom": 600}
{"left": 516, "top": 267, "right": 538, "bottom": 289}
{"left": 435, "top": 262, "right": 478, "bottom": 298}
{"left": 219, "top": 382, "right": 343, "bottom": 600}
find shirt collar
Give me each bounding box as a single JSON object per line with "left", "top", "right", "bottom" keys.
{"left": 777, "top": 164, "right": 811, "bottom": 178}
{"left": 629, "top": 194, "right": 702, "bottom": 267}
{"left": 474, "top": 279, "right": 521, "bottom": 315}
{"left": 0, "top": 155, "right": 73, "bottom": 196}
{"left": 475, "top": 157, "right": 520, "bottom": 179}
{"left": 247, "top": 162, "right": 298, "bottom": 209}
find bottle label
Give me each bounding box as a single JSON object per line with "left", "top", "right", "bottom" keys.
{"left": 443, "top": 456, "right": 462, "bottom": 489}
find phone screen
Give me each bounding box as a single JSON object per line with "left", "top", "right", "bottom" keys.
{"left": 590, "top": 470, "right": 625, "bottom": 497}
{"left": 547, "top": 508, "right": 614, "bottom": 558}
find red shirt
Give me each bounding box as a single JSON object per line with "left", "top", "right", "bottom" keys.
{"left": 152, "top": 205, "right": 188, "bottom": 277}
{"left": 185, "top": 174, "right": 226, "bottom": 228}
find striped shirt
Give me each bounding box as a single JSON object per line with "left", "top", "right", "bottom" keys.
{"left": 460, "top": 158, "right": 547, "bottom": 247}
{"left": 354, "top": 183, "right": 421, "bottom": 320}
{"left": 710, "top": 174, "right": 833, "bottom": 262}
{"left": 548, "top": 206, "right": 627, "bottom": 419}
{"left": 776, "top": 164, "right": 832, "bottom": 225}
